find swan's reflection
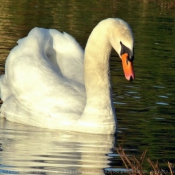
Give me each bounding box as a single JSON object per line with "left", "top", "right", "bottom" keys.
{"left": 0, "top": 119, "right": 115, "bottom": 175}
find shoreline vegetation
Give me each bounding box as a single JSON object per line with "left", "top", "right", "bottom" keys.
{"left": 116, "top": 146, "right": 174, "bottom": 175}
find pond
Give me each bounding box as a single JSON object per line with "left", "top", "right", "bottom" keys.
{"left": 0, "top": 0, "right": 175, "bottom": 174}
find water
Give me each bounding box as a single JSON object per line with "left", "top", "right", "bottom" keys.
{"left": 0, "top": 120, "right": 114, "bottom": 174}
{"left": 0, "top": 0, "right": 175, "bottom": 174}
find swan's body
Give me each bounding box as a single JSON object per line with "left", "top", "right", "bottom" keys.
{"left": 0, "top": 18, "right": 134, "bottom": 134}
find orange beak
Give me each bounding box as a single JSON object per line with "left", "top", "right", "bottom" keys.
{"left": 121, "top": 53, "right": 135, "bottom": 81}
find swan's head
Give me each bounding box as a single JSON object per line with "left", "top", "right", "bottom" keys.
{"left": 109, "top": 18, "right": 135, "bottom": 81}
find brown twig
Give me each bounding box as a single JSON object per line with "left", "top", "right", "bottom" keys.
{"left": 116, "top": 146, "right": 174, "bottom": 175}
{"left": 116, "top": 145, "right": 146, "bottom": 175}
{"left": 168, "top": 162, "right": 174, "bottom": 175}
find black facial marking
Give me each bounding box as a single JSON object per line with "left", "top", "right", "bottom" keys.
{"left": 120, "top": 41, "right": 134, "bottom": 62}
{"left": 126, "top": 59, "right": 128, "bottom": 65}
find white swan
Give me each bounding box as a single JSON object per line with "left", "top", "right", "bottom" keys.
{"left": 0, "top": 18, "right": 134, "bottom": 134}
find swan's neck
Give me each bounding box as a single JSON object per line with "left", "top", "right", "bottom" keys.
{"left": 83, "top": 23, "right": 116, "bottom": 121}
{"left": 84, "top": 39, "right": 112, "bottom": 102}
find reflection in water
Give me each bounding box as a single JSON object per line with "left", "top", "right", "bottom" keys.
{"left": 0, "top": 119, "right": 115, "bottom": 175}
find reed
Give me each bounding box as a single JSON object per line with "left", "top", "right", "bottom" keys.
{"left": 116, "top": 146, "right": 174, "bottom": 175}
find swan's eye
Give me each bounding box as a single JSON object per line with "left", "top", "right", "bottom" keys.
{"left": 128, "top": 55, "right": 134, "bottom": 62}
{"left": 120, "top": 41, "right": 134, "bottom": 62}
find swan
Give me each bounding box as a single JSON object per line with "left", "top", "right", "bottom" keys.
{"left": 0, "top": 18, "right": 134, "bottom": 134}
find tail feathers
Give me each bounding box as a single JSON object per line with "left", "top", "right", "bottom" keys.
{"left": 0, "top": 74, "right": 5, "bottom": 99}
{"left": 0, "top": 74, "right": 12, "bottom": 102}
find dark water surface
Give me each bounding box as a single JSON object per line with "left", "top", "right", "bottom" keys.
{"left": 0, "top": 0, "right": 175, "bottom": 174}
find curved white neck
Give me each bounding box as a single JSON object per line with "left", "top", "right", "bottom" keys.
{"left": 84, "top": 29, "right": 112, "bottom": 103}
{"left": 82, "top": 21, "right": 115, "bottom": 122}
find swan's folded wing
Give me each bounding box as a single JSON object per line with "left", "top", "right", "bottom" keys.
{"left": 49, "top": 30, "right": 84, "bottom": 84}
{"left": 3, "top": 28, "right": 86, "bottom": 115}
{"left": 18, "top": 27, "right": 84, "bottom": 84}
